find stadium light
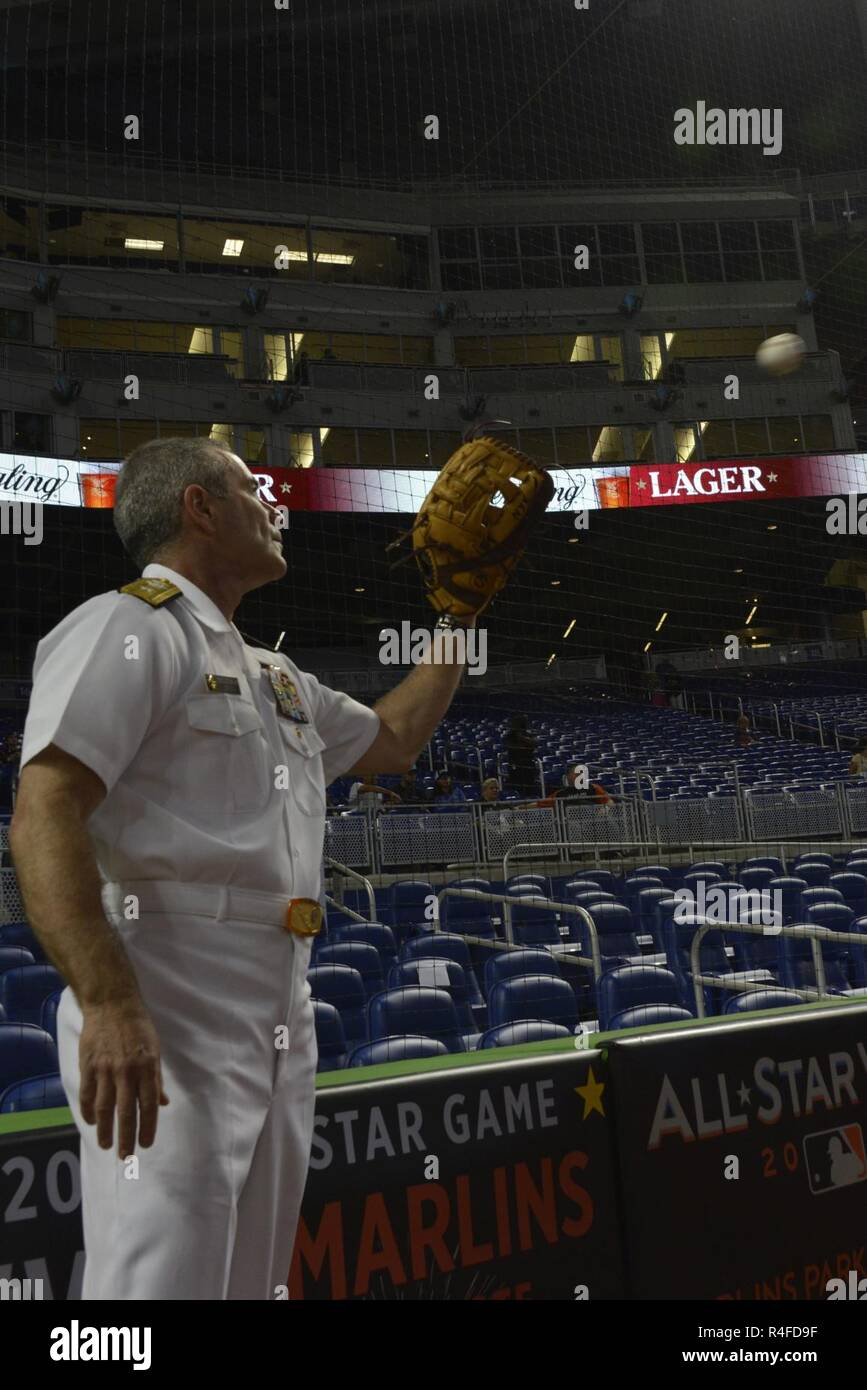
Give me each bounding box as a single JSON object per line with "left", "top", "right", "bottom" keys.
{"left": 745, "top": 604, "right": 758, "bottom": 625}
{"left": 563, "top": 619, "right": 576, "bottom": 638}
{"left": 222, "top": 239, "right": 244, "bottom": 257}
{"left": 124, "top": 238, "right": 164, "bottom": 251}
{"left": 546, "top": 653, "right": 557, "bottom": 667}
{"left": 655, "top": 611, "right": 668, "bottom": 632}
{"left": 643, "top": 641, "right": 653, "bottom": 653}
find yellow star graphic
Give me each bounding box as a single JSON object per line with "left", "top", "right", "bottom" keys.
{"left": 575, "top": 1065, "right": 606, "bottom": 1119}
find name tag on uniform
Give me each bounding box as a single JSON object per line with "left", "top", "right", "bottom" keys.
{"left": 261, "top": 663, "right": 309, "bottom": 723}
{"left": 205, "top": 674, "right": 241, "bottom": 694}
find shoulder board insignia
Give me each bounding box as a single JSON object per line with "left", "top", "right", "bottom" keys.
{"left": 118, "top": 578, "right": 182, "bottom": 607}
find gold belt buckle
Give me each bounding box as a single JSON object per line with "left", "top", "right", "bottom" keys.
{"left": 285, "top": 898, "right": 323, "bottom": 938}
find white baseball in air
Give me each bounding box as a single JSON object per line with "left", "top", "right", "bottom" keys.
{"left": 755, "top": 332, "right": 806, "bottom": 376}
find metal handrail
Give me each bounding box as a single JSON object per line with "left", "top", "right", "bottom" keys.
{"left": 688, "top": 918, "right": 867, "bottom": 1018}
{"left": 323, "top": 856, "right": 376, "bottom": 922}
{"left": 323, "top": 895, "right": 369, "bottom": 925}
{"left": 435, "top": 886, "right": 602, "bottom": 980}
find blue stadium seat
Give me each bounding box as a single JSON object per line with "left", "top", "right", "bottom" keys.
{"left": 400, "top": 933, "right": 484, "bottom": 1005}
{"left": 724, "top": 989, "right": 805, "bottom": 1014}
{"left": 607, "top": 1004, "right": 693, "bottom": 1030}
{"left": 0, "top": 1023, "right": 59, "bottom": 1093}
{"left": 687, "top": 861, "right": 730, "bottom": 879}
{"left": 0, "top": 1072, "right": 67, "bottom": 1113}
{"left": 0, "top": 965, "right": 65, "bottom": 1025}
{"left": 483, "top": 948, "right": 562, "bottom": 998}
{"left": 804, "top": 901, "right": 855, "bottom": 933}
{"left": 477, "top": 1021, "right": 571, "bottom": 1049}
{"left": 796, "top": 853, "right": 834, "bottom": 870}
{"left": 0, "top": 924, "right": 44, "bottom": 961}
{"left": 581, "top": 901, "right": 641, "bottom": 968}
{"left": 315, "top": 943, "right": 384, "bottom": 1000}
{"left": 739, "top": 859, "right": 782, "bottom": 880}
{"left": 739, "top": 867, "right": 778, "bottom": 889}
{"left": 767, "top": 877, "right": 809, "bottom": 923}
{"left": 574, "top": 870, "right": 617, "bottom": 894}
{"left": 0, "top": 946, "right": 36, "bottom": 977}
{"left": 506, "top": 875, "right": 548, "bottom": 894}
{"left": 308, "top": 965, "right": 368, "bottom": 1047}
{"left": 779, "top": 923, "right": 853, "bottom": 994}
{"left": 799, "top": 887, "right": 844, "bottom": 916}
{"left": 312, "top": 1000, "right": 348, "bottom": 1072}
{"left": 388, "top": 958, "right": 477, "bottom": 1033}
{"left": 598, "top": 964, "right": 686, "bottom": 1031}
{"left": 368, "top": 986, "right": 467, "bottom": 1052}
{"left": 348, "top": 1035, "right": 449, "bottom": 1067}
{"left": 41, "top": 990, "right": 63, "bottom": 1043}
{"left": 327, "top": 922, "right": 398, "bottom": 971}
{"left": 388, "top": 880, "right": 436, "bottom": 939}
{"left": 441, "top": 883, "right": 497, "bottom": 938}
{"left": 633, "top": 864, "right": 675, "bottom": 887}
{"left": 829, "top": 873, "right": 867, "bottom": 916}
{"left": 791, "top": 862, "right": 832, "bottom": 888}
{"left": 508, "top": 899, "right": 562, "bottom": 947}
{"left": 487, "top": 975, "right": 579, "bottom": 1031}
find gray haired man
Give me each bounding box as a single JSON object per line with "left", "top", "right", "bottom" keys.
{"left": 11, "top": 438, "right": 473, "bottom": 1300}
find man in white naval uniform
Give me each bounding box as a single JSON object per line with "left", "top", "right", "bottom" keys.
{"left": 11, "top": 437, "right": 473, "bottom": 1301}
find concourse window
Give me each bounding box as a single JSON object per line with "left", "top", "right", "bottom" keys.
{"left": 184, "top": 216, "right": 307, "bottom": 277}
{"left": 560, "top": 224, "right": 602, "bottom": 287}
{"left": 680, "top": 222, "right": 723, "bottom": 283}
{"left": 438, "top": 226, "right": 481, "bottom": 291}
{"left": 554, "top": 427, "right": 594, "bottom": 466}
{"left": 641, "top": 222, "right": 684, "bottom": 284}
{"left": 47, "top": 206, "right": 179, "bottom": 270}
{"left": 733, "top": 419, "right": 771, "bottom": 455}
{"left": 801, "top": 415, "right": 835, "bottom": 450}
{"left": 357, "top": 430, "right": 393, "bottom": 467}
{"left": 320, "top": 428, "right": 358, "bottom": 467}
{"left": 718, "top": 221, "right": 762, "bottom": 283}
{"left": 596, "top": 223, "right": 640, "bottom": 286}
{"left": 311, "top": 228, "right": 429, "bottom": 289}
{"left": 701, "top": 420, "right": 736, "bottom": 459}
{"left": 0, "top": 198, "right": 40, "bottom": 260}
{"left": 14, "top": 412, "right": 52, "bottom": 453}
{"left": 757, "top": 220, "right": 801, "bottom": 279}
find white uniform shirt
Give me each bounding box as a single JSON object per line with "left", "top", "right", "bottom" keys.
{"left": 20, "top": 563, "right": 380, "bottom": 899}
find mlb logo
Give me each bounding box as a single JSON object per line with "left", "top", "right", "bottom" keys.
{"left": 802, "top": 1123, "right": 867, "bottom": 1195}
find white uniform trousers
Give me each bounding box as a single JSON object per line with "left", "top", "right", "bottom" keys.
{"left": 57, "top": 881, "right": 318, "bottom": 1301}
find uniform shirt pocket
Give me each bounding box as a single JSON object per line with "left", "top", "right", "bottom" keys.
{"left": 185, "top": 693, "right": 271, "bottom": 813}
{"left": 277, "top": 722, "right": 327, "bottom": 818}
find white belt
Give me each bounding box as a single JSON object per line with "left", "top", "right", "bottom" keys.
{"left": 101, "top": 879, "right": 303, "bottom": 929}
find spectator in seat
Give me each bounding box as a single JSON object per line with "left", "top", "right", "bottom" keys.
{"left": 536, "top": 764, "right": 612, "bottom": 808}
{"left": 849, "top": 738, "right": 867, "bottom": 777}
{"left": 348, "top": 779, "right": 401, "bottom": 810}
{"left": 397, "top": 770, "right": 430, "bottom": 804}
{"left": 504, "top": 714, "right": 538, "bottom": 796}
{"left": 432, "top": 773, "right": 467, "bottom": 805}
{"left": 735, "top": 714, "right": 753, "bottom": 749}
{"left": 480, "top": 776, "right": 502, "bottom": 803}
